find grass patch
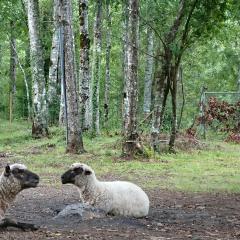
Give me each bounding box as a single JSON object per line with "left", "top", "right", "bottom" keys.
{"left": 0, "top": 120, "right": 240, "bottom": 193}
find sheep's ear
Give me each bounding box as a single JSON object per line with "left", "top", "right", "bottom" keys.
{"left": 84, "top": 170, "right": 92, "bottom": 175}
{"left": 4, "top": 165, "right": 11, "bottom": 177}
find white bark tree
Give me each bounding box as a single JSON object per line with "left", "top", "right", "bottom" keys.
{"left": 10, "top": 40, "right": 31, "bottom": 121}
{"left": 104, "top": 0, "right": 112, "bottom": 128}
{"left": 143, "top": 27, "right": 154, "bottom": 115}
{"left": 48, "top": 0, "right": 60, "bottom": 105}
{"left": 122, "top": 0, "right": 141, "bottom": 157}
{"left": 79, "top": 0, "right": 91, "bottom": 131}
{"left": 59, "top": 65, "right": 65, "bottom": 126}
{"left": 60, "top": 0, "right": 85, "bottom": 153}
{"left": 9, "top": 21, "right": 17, "bottom": 123}
{"left": 122, "top": 0, "right": 129, "bottom": 119}
{"left": 27, "top": 0, "right": 49, "bottom": 138}
{"left": 91, "top": 0, "right": 102, "bottom": 136}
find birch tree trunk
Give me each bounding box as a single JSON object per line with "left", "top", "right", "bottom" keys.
{"left": 59, "top": 61, "right": 65, "bottom": 126}
{"left": 9, "top": 21, "right": 17, "bottom": 123}
{"left": 27, "top": 0, "right": 49, "bottom": 138}
{"left": 48, "top": 0, "right": 60, "bottom": 105}
{"left": 122, "top": 0, "right": 129, "bottom": 121}
{"left": 25, "top": 47, "right": 32, "bottom": 121}
{"left": 91, "top": 0, "right": 102, "bottom": 136}
{"left": 104, "top": 0, "right": 111, "bottom": 128}
{"left": 10, "top": 40, "right": 31, "bottom": 121}
{"left": 150, "top": 57, "right": 168, "bottom": 151}
{"left": 60, "top": 0, "right": 85, "bottom": 153}
{"left": 79, "top": 0, "right": 91, "bottom": 131}
{"left": 122, "top": 0, "right": 141, "bottom": 157}
{"left": 143, "top": 27, "right": 154, "bottom": 115}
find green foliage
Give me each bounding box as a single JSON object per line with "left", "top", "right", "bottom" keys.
{"left": 0, "top": 0, "right": 240, "bottom": 132}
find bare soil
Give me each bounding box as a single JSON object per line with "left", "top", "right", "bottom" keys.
{"left": 0, "top": 185, "right": 239, "bottom": 240}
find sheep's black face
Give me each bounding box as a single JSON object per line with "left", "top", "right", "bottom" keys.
{"left": 61, "top": 167, "right": 83, "bottom": 184}
{"left": 11, "top": 168, "right": 40, "bottom": 189}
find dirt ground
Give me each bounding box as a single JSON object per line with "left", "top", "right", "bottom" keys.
{"left": 0, "top": 185, "right": 238, "bottom": 240}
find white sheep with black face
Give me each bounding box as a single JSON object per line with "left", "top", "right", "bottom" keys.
{"left": 0, "top": 164, "right": 39, "bottom": 221}
{"left": 61, "top": 163, "right": 149, "bottom": 218}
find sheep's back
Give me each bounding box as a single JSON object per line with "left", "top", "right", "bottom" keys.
{"left": 101, "top": 181, "right": 149, "bottom": 217}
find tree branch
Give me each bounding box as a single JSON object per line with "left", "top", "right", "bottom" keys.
{"left": 178, "top": 0, "right": 199, "bottom": 62}
{"left": 165, "top": 0, "right": 186, "bottom": 45}
{"left": 138, "top": 14, "right": 167, "bottom": 50}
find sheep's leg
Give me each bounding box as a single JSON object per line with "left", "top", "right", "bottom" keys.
{"left": 0, "top": 218, "right": 39, "bottom": 231}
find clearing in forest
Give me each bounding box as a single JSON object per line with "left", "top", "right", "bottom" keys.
{"left": 0, "top": 121, "right": 239, "bottom": 239}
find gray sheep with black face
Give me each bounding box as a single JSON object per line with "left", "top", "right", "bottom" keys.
{"left": 0, "top": 164, "right": 39, "bottom": 220}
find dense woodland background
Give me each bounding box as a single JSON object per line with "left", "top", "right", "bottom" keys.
{"left": 1, "top": 0, "right": 240, "bottom": 156}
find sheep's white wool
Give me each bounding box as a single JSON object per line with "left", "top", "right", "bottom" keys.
{"left": 10, "top": 163, "right": 27, "bottom": 170}
{"left": 0, "top": 164, "right": 29, "bottom": 220}
{"left": 71, "top": 163, "right": 149, "bottom": 217}
{"left": 71, "top": 163, "right": 93, "bottom": 172}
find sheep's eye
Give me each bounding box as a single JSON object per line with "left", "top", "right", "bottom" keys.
{"left": 13, "top": 169, "right": 24, "bottom": 174}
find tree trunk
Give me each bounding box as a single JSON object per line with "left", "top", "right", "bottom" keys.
{"left": 177, "top": 66, "right": 185, "bottom": 130}
{"left": 151, "top": 58, "right": 169, "bottom": 152}
{"left": 60, "top": 0, "right": 85, "bottom": 153}
{"left": 169, "top": 66, "right": 178, "bottom": 152}
{"left": 59, "top": 63, "right": 65, "bottom": 126}
{"left": 122, "top": 0, "right": 129, "bottom": 122}
{"left": 122, "top": 0, "right": 140, "bottom": 157}
{"left": 10, "top": 39, "right": 31, "bottom": 121}
{"left": 79, "top": 0, "right": 91, "bottom": 131}
{"left": 104, "top": 0, "right": 111, "bottom": 128}
{"left": 91, "top": 0, "right": 102, "bottom": 136}
{"left": 143, "top": 27, "right": 154, "bottom": 115}
{"left": 48, "top": 0, "right": 60, "bottom": 105}
{"left": 151, "top": 0, "right": 186, "bottom": 151}
{"left": 25, "top": 46, "right": 32, "bottom": 121}
{"left": 9, "top": 21, "right": 17, "bottom": 123}
{"left": 27, "top": 0, "right": 49, "bottom": 138}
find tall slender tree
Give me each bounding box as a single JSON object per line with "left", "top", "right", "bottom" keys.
{"left": 79, "top": 0, "right": 91, "bottom": 131}
{"left": 10, "top": 40, "right": 31, "bottom": 121}
{"left": 27, "top": 0, "right": 49, "bottom": 138}
{"left": 59, "top": 62, "right": 65, "bottom": 125}
{"left": 104, "top": 0, "right": 112, "bottom": 128}
{"left": 122, "top": 0, "right": 129, "bottom": 119}
{"left": 122, "top": 0, "right": 140, "bottom": 157}
{"left": 91, "top": 0, "right": 102, "bottom": 136}
{"left": 9, "top": 21, "right": 17, "bottom": 123}
{"left": 151, "top": 0, "right": 204, "bottom": 152}
{"left": 48, "top": 0, "right": 60, "bottom": 106}
{"left": 143, "top": 27, "right": 154, "bottom": 116}
{"left": 60, "top": 0, "right": 85, "bottom": 153}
